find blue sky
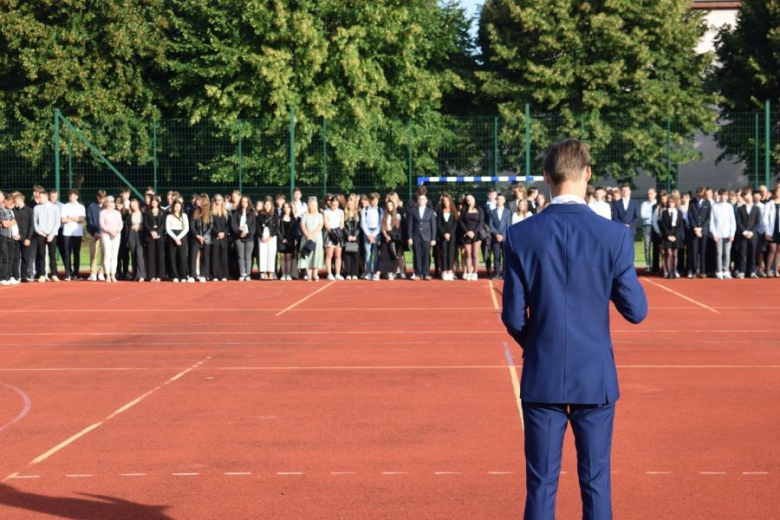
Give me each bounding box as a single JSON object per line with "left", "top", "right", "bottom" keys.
{"left": 458, "top": 0, "right": 484, "bottom": 35}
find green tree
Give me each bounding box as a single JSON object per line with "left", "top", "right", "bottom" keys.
{"left": 162, "top": 0, "right": 472, "bottom": 191}
{"left": 711, "top": 0, "right": 780, "bottom": 185}
{"left": 0, "top": 0, "right": 167, "bottom": 175}
{"left": 477, "top": 0, "right": 718, "bottom": 183}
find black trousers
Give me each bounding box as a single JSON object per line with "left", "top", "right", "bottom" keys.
{"left": 688, "top": 234, "right": 708, "bottom": 274}
{"left": 190, "top": 240, "right": 211, "bottom": 279}
{"left": 739, "top": 235, "right": 758, "bottom": 275}
{"left": 482, "top": 237, "right": 493, "bottom": 276}
{"left": 10, "top": 239, "right": 21, "bottom": 280}
{"left": 0, "top": 237, "right": 10, "bottom": 281}
{"left": 118, "top": 236, "right": 130, "bottom": 277}
{"left": 491, "top": 238, "right": 505, "bottom": 277}
{"left": 62, "top": 236, "right": 82, "bottom": 278}
{"left": 21, "top": 239, "right": 36, "bottom": 280}
{"left": 146, "top": 238, "right": 165, "bottom": 279}
{"left": 128, "top": 231, "right": 146, "bottom": 280}
{"left": 343, "top": 251, "right": 360, "bottom": 277}
{"left": 211, "top": 238, "right": 228, "bottom": 280}
{"left": 412, "top": 238, "right": 432, "bottom": 277}
{"left": 166, "top": 240, "right": 189, "bottom": 280}
{"left": 439, "top": 237, "right": 456, "bottom": 271}
{"left": 35, "top": 235, "right": 58, "bottom": 277}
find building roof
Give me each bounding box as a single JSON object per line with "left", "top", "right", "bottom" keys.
{"left": 690, "top": 1, "right": 740, "bottom": 9}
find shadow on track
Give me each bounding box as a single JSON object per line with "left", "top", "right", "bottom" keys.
{"left": 0, "top": 484, "right": 171, "bottom": 519}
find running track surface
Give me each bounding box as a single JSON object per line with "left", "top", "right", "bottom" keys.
{"left": 0, "top": 276, "right": 778, "bottom": 519}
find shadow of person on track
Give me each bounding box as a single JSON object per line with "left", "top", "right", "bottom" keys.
{"left": 0, "top": 484, "right": 172, "bottom": 519}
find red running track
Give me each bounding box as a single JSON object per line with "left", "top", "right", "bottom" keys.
{"left": 0, "top": 276, "right": 778, "bottom": 519}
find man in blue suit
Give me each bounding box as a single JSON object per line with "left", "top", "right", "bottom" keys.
{"left": 502, "top": 139, "right": 647, "bottom": 520}
{"left": 488, "top": 193, "right": 512, "bottom": 279}
{"left": 612, "top": 183, "right": 640, "bottom": 238}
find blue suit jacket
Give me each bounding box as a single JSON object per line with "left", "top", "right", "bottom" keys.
{"left": 612, "top": 199, "right": 640, "bottom": 236}
{"left": 489, "top": 207, "right": 512, "bottom": 238}
{"left": 501, "top": 203, "right": 647, "bottom": 404}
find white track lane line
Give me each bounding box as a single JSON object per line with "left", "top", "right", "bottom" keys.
{"left": 641, "top": 278, "right": 720, "bottom": 314}
{"left": 275, "top": 282, "right": 335, "bottom": 316}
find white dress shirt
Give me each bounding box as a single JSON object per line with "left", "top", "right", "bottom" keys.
{"left": 710, "top": 201, "right": 736, "bottom": 239}
{"left": 588, "top": 200, "right": 612, "bottom": 220}
{"left": 640, "top": 200, "right": 655, "bottom": 226}
{"left": 550, "top": 195, "right": 586, "bottom": 205}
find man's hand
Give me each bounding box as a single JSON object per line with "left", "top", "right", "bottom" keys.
{"left": 407, "top": 239, "right": 413, "bottom": 247}
{"left": 47, "top": 235, "right": 54, "bottom": 243}
{"left": 368, "top": 235, "right": 375, "bottom": 244}
{"left": 668, "top": 236, "right": 676, "bottom": 243}
{"left": 443, "top": 233, "right": 450, "bottom": 241}
{"left": 175, "top": 238, "right": 182, "bottom": 246}
{"left": 496, "top": 234, "right": 504, "bottom": 243}
{"left": 728, "top": 236, "right": 734, "bottom": 243}
{"left": 431, "top": 240, "right": 436, "bottom": 247}
{"left": 23, "top": 239, "right": 30, "bottom": 247}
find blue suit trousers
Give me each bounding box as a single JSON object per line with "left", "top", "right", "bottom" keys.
{"left": 522, "top": 401, "right": 615, "bottom": 520}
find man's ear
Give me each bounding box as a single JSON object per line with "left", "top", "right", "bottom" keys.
{"left": 584, "top": 166, "right": 592, "bottom": 183}
{"left": 543, "top": 171, "right": 552, "bottom": 187}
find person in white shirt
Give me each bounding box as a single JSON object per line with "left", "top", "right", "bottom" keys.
{"left": 588, "top": 186, "right": 612, "bottom": 220}
{"left": 291, "top": 188, "right": 306, "bottom": 220}
{"left": 511, "top": 199, "right": 531, "bottom": 225}
{"left": 323, "top": 196, "right": 345, "bottom": 281}
{"left": 709, "top": 189, "right": 736, "bottom": 279}
{"left": 360, "top": 193, "right": 383, "bottom": 279}
{"left": 763, "top": 185, "right": 780, "bottom": 277}
{"left": 60, "top": 189, "right": 86, "bottom": 280}
{"left": 33, "top": 191, "right": 61, "bottom": 282}
{"left": 753, "top": 192, "right": 768, "bottom": 277}
{"left": 640, "top": 188, "right": 657, "bottom": 271}
{"left": 166, "top": 199, "right": 190, "bottom": 282}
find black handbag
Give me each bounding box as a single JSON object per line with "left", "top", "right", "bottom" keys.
{"left": 344, "top": 241, "right": 359, "bottom": 253}
{"left": 300, "top": 239, "right": 316, "bottom": 259}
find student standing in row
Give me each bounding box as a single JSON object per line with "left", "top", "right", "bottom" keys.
{"left": 191, "top": 195, "right": 212, "bottom": 282}
{"left": 0, "top": 192, "right": 16, "bottom": 285}
{"left": 126, "top": 198, "right": 146, "bottom": 282}
{"left": 323, "top": 196, "right": 345, "bottom": 281}
{"left": 361, "top": 193, "right": 382, "bottom": 280}
{"left": 277, "top": 202, "right": 297, "bottom": 281}
{"left": 231, "top": 196, "right": 256, "bottom": 282}
{"left": 144, "top": 196, "right": 165, "bottom": 282}
{"left": 87, "top": 190, "right": 106, "bottom": 281}
{"left": 763, "top": 185, "right": 780, "bottom": 277}
{"left": 660, "top": 196, "right": 684, "bottom": 279}
{"left": 710, "top": 188, "right": 736, "bottom": 280}
{"left": 736, "top": 188, "right": 761, "bottom": 279}
{"left": 210, "top": 194, "right": 230, "bottom": 282}
{"left": 99, "top": 196, "right": 124, "bottom": 283}
{"left": 342, "top": 197, "right": 361, "bottom": 280}
{"left": 34, "top": 191, "right": 60, "bottom": 282}
{"left": 257, "top": 196, "right": 279, "bottom": 280}
{"left": 60, "top": 189, "right": 85, "bottom": 280}
{"left": 407, "top": 193, "right": 436, "bottom": 281}
{"left": 299, "top": 197, "right": 324, "bottom": 281}
{"left": 459, "top": 194, "right": 484, "bottom": 281}
{"left": 166, "top": 199, "right": 190, "bottom": 282}
{"left": 489, "top": 193, "right": 512, "bottom": 280}
{"left": 13, "top": 193, "right": 35, "bottom": 282}
{"left": 437, "top": 194, "right": 458, "bottom": 281}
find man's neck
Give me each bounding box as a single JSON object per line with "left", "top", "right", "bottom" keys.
{"left": 550, "top": 182, "right": 586, "bottom": 200}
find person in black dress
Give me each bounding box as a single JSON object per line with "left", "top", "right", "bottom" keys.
{"left": 660, "top": 196, "right": 684, "bottom": 279}
{"left": 277, "top": 202, "right": 297, "bottom": 281}
{"left": 343, "top": 197, "right": 361, "bottom": 280}
{"left": 458, "top": 194, "right": 484, "bottom": 281}
{"left": 437, "top": 194, "right": 458, "bottom": 281}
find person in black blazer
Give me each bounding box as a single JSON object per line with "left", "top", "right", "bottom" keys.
{"left": 230, "top": 196, "right": 257, "bottom": 281}
{"left": 686, "top": 186, "right": 712, "bottom": 278}
{"left": 489, "top": 193, "right": 513, "bottom": 280}
{"left": 612, "top": 184, "right": 640, "bottom": 238}
{"left": 210, "top": 194, "right": 230, "bottom": 281}
{"left": 660, "top": 197, "right": 685, "bottom": 279}
{"left": 143, "top": 196, "right": 166, "bottom": 282}
{"left": 437, "top": 194, "right": 459, "bottom": 281}
{"left": 406, "top": 193, "right": 437, "bottom": 280}
{"left": 736, "top": 188, "right": 762, "bottom": 278}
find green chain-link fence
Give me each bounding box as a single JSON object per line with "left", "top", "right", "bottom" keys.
{"left": 2, "top": 105, "right": 779, "bottom": 203}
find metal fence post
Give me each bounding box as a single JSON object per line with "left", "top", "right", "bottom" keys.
{"left": 493, "top": 116, "right": 499, "bottom": 176}
{"left": 524, "top": 104, "right": 531, "bottom": 180}
{"left": 407, "top": 119, "right": 413, "bottom": 202}
{"left": 666, "top": 117, "right": 672, "bottom": 191}
{"left": 54, "top": 109, "right": 60, "bottom": 196}
{"left": 755, "top": 112, "right": 760, "bottom": 188}
{"left": 322, "top": 117, "right": 327, "bottom": 197}
{"left": 766, "top": 100, "right": 771, "bottom": 187}
{"left": 579, "top": 115, "right": 584, "bottom": 141}
{"left": 67, "top": 129, "right": 73, "bottom": 189}
{"left": 153, "top": 119, "right": 158, "bottom": 193}
{"left": 289, "top": 106, "right": 295, "bottom": 199}
{"left": 237, "top": 120, "right": 243, "bottom": 193}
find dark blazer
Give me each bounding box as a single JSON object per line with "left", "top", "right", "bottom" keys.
{"left": 210, "top": 214, "right": 229, "bottom": 239}
{"left": 612, "top": 199, "right": 640, "bottom": 236}
{"left": 256, "top": 213, "right": 279, "bottom": 238}
{"left": 489, "top": 207, "right": 512, "bottom": 238}
{"left": 501, "top": 203, "right": 647, "bottom": 404}
{"left": 143, "top": 210, "right": 165, "bottom": 240}
{"left": 687, "top": 199, "right": 712, "bottom": 236}
{"left": 437, "top": 210, "right": 458, "bottom": 240}
{"left": 660, "top": 209, "right": 685, "bottom": 242}
{"left": 13, "top": 205, "right": 34, "bottom": 241}
{"left": 230, "top": 209, "right": 257, "bottom": 242}
{"left": 407, "top": 206, "right": 437, "bottom": 242}
{"left": 737, "top": 204, "right": 761, "bottom": 235}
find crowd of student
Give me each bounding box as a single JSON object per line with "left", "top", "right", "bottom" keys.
{"left": 1, "top": 181, "right": 777, "bottom": 285}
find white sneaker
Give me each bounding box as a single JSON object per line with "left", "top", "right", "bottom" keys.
{"left": 388, "top": 274, "right": 395, "bottom": 281}
{"left": 0, "top": 280, "right": 9, "bottom": 286}
{"left": 199, "top": 277, "right": 206, "bottom": 283}
{"left": 723, "top": 272, "right": 732, "bottom": 279}
{"left": 88, "top": 274, "right": 97, "bottom": 281}
{"left": 187, "top": 277, "right": 195, "bottom": 283}
{"left": 399, "top": 273, "right": 407, "bottom": 280}
{"left": 98, "top": 273, "right": 105, "bottom": 281}
{"left": 409, "top": 273, "right": 417, "bottom": 281}
{"left": 335, "top": 275, "right": 344, "bottom": 281}
{"left": 327, "top": 274, "right": 335, "bottom": 281}
{"left": 173, "top": 278, "right": 180, "bottom": 283}
{"left": 373, "top": 273, "right": 381, "bottom": 281}
{"left": 716, "top": 271, "right": 724, "bottom": 280}
{"left": 10, "top": 278, "right": 20, "bottom": 285}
